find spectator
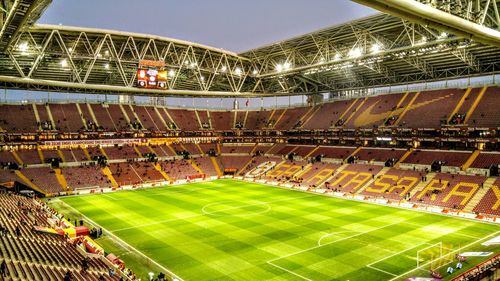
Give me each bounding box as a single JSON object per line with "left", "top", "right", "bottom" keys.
{"left": 0, "top": 260, "right": 6, "bottom": 277}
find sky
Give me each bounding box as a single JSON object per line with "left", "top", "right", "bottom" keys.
{"left": 38, "top": 0, "right": 376, "bottom": 53}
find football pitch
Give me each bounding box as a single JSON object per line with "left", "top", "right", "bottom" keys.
{"left": 55, "top": 179, "right": 500, "bottom": 280}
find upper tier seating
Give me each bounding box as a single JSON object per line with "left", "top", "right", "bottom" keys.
{"left": 402, "top": 150, "right": 471, "bottom": 167}
{"left": 470, "top": 152, "right": 500, "bottom": 169}
{"left": 274, "top": 107, "right": 309, "bottom": 130}
{"left": 467, "top": 87, "right": 500, "bottom": 128}
{"left": 168, "top": 109, "right": 200, "bottom": 131}
{"left": 311, "top": 146, "right": 356, "bottom": 160}
{"left": 0, "top": 104, "right": 38, "bottom": 132}
{"left": 211, "top": 111, "right": 232, "bottom": 130}
{"left": 220, "top": 144, "right": 255, "bottom": 154}
{"left": 49, "top": 104, "right": 85, "bottom": 132}
{"left": 398, "top": 89, "right": 465, "bottom": 128}
{"left": 245, "top": 110, "right": 273, "bottom": 130}
{"left": 345, "top": 93, "right": 403, "bottom": 128}
{"left": 354, "top": 148, "right": 407, "bottom": 162}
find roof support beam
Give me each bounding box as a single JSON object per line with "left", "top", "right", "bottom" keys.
{"left": 352, "top": 0, "right": 500, "bottom": 47}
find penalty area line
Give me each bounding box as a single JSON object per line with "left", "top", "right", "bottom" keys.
{"left": 267, "top": 261, "right": 312, "bottom": 281}
{"left": 366, "top": 264, "right": 397, "bottom": 277}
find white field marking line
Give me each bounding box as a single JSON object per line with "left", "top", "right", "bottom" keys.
{"left": 388, "top": 229, "right": 500, "bottom": 281}
{"left": 317, "top": 230, "right": 360, "bottom": 246}
{"left": 268, "top": 220, "right": 406, "bottom": 263}
{"left": 57, "top": 200, "right": 185, "bottom": 281}
{"left": 367, "top": 242, "right": 432, "bottom": 267}
{"left": 366, "top": 264, "right": 397, "bottom": 277}
{"left": 266, "top": 261, "right": 312, "bottom": 281}
{"left": 365, "top": 242, "right": 433, "bottom": 277}
{"left": 102, "top": 194, "right": 119, "bottom": 201}
{"left": 112, "top": 194, "right": 316, "bottom": 232}
{"left": 201, "top": 201, "right": 271, "bottom": 217}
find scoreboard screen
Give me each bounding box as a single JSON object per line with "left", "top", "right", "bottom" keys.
{"left": 137, "top": 67, "right": 167, "bottom": 89}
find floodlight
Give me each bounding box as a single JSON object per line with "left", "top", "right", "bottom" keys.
{"left": 234, "top": 67, "right": 242, "bottom": 76}
{"left": 348, "top": 47, "right": 362, "bottom": 58}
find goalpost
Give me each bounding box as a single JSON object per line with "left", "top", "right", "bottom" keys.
{"left": 416, "top": 242, "right": 455, "bottom": 269}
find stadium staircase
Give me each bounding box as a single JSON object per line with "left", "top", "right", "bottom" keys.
{"left": 53, "top": 168, "right": 69, "bottom": 191}
{"left": 133, "top": 146, "right": 143, "bottom": 158}
{"left": 462, "top": 150, "right": 481, "bottom": 171}
{"left": 11, "top": 151, "right": 24, "bottom": 165}
{"left": 346, "top": 147, "right": 363, "bottom": 163}
{"left": 300, "top": 104, "right": 323, "bottom": 128}
{"left": 407, "top": 172, "right": 436, "bottom": 198}
{"left": 238, "top": 157, "right": 257, "bottom": 176}
{"left": 266, "top": 109, "right": 277, "bottom": 128}
{"left": 37, "top": 148, "right": 44, "bottom": 163}
{"left": 382, "top": 92, "right": 409, "bottom": 126}
{"left": 75, "top": 104, "right": 88, "bottom": 130}
{"left": 344, "top": 97, "right": 367, "bottom": 125}
{"left": 206, "top": 111, "right": 213, "bottom": 129}
{"left": 188, "top": 159, "right": 204, "bottom": 175}
{"left": 57, "top": 149, "right": 66, "bottom": 162}
{"left": 101, "top": 167, "right": 119, "bottom": 188}
{"left": 463, "top": 177, "right": 497, "bottom": 213}
{"left": 331, "top": 99, "right": 356, "bottom": 128}
{"left": 210, "top": 157, "right": 223, "bottom": 176}
{"left": 162, "top": 108, "right": 179, "bottom": 129}
{"left": 354, "top": 167, "right": 391, "bottom": 195}
{"left": 164, "top": 144, "right": 175, "bottom": 155}
{"left": 272, "top": 109, "right": 288, "bottom": 129}
{"left": 216, "top": 143, "right": 222, "bottom": 154}
{"left": 394, "top": 92, "right": 421, "bottom": 125}
{"left": 82, "top": 148, "right": 92, "bottom": 161}
{"left": 45, "top": 104, "right": 56, "bottom": 129}
{"left": 463, "top": 86, "right": 487, "bottom": 124}
{"left": 32, "top": 103, "right": 41, "bottom": 130}
{"left": 14, "top": 170, "right": 46, "bottom": 195}
{"left": 232, "top": 111, "right": 238, "bottom": 129}
{"left": 242, "top": 111, "right": 249, "bottom": 128}
{"left": 195, "top": 143, "right": 205, "bottom": 155}
{"left": 395, "top": 148, "right": 414, "bottom": 168}
{"left": 194, "top": 110, "right": 204, "bottom": 129}
{"left": 118, "top": 104, "right": 132, "bottom": 128}
{"left": 153, "top": 163, "right": 172, "bottom": 182}
{"left": 447, "top": 87, "right": 472, "bottom": 123}
{"left": 99, "top": 147, "right": 110, "bottom": 160}
{"left": 304, "top": 146, "right": 320, "bottom": 158}
{"left": 128, "top": 104, "right": 144, "bottom": 129}
{"left": 154, "top": 107, "right": 168, "bottom": 128}
{"left": 86, "top": 103, "right": 99, "bottom": 127}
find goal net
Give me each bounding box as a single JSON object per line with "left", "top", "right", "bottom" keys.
{"left": 416, "top": 242, "right": 455, "bottom": 270}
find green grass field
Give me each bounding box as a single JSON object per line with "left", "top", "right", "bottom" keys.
{"left": 51, "top": 179, "right": 500, "bottom": 281}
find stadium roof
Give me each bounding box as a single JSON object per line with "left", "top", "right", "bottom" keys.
{"left": 0, "top": 0, "right": 499, "bottom": 97}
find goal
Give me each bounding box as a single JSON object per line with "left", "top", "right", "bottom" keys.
{"left": 416, "top": 242, "right": 455, "bottom": 269}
